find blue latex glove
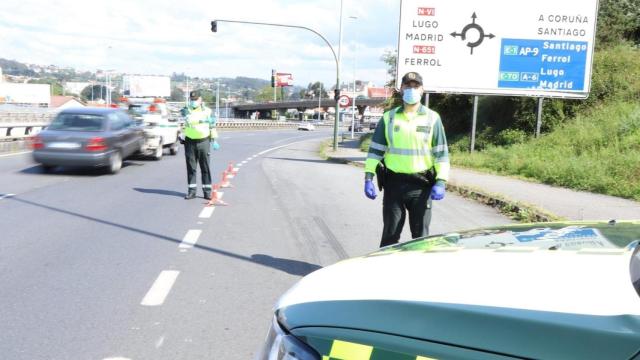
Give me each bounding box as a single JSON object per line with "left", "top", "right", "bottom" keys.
{"left": 211, "top": 140, "right": 220, "bottom": 151}
{"left": 364, "top": 179, "right": 377, "bottom": 200}
{"left": 431, "top": 182, "right": 445, "bottom": 200}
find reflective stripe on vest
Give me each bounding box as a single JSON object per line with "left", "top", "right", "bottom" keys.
{"left": 383, "top": 106, "right": 437, "bottom": 174}
{"left": 184, "top": 107, "right": 212, "bottom": 139}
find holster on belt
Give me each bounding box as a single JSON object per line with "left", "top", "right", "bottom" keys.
{"left": 387, "top": 167, "right": 436, "bottom": 188}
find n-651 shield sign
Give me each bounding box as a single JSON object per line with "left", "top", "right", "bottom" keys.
{"left": 337, "top": 95, "right": 351, "bottom": 108}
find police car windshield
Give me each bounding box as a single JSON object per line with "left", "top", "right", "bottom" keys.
{"left": 388, "top": 223, "right": 640, "bottom": 252}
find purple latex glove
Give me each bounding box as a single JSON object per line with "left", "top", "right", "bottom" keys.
{"left": 364, "top": 179, "right": 377, "bottom": 200}
{"left": 431, "top": 182, "right": 445, "bottom": 200}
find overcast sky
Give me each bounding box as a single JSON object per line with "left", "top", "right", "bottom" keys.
{"left": 0, "top": 0, "right": 400, "bottom": 87}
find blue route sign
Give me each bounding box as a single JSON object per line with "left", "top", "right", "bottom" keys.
{"left": 498, "top": 38, "right": 588, "bottom": 92}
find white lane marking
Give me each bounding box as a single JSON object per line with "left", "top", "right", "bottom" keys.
{"left": 0, "top": 151, "right": 31, "bottom": 158}
{"left": 180, "top": 229, "right": 202, "bottom": 249}
{"left": 257, "top": 138, "right": 324, "bottom": 156}
{"left": 233, "top": 167, "right": 239, "bottom": 172}
{"left": 237, "top": 163, "right": 243, "bottom": 167}
{"left": 199, "top": 207, "right": 215, "bottom": 218}
{"left": 140, "top": 271, "right": 180, "bottom": 306}
{"left": 103, "top": 357, "right": 131, "bottom": 360}
{"left": 252, "top": 154, "right": 259, "bottom": 157}
{"left": 218, "top": 191, "right": 224, "bottom": 199}
{"left": 0, "top": 194, "right": 16, "bottom": 200}
{"left": 155, "top": 336, "right": 166, "bottom": 349}
{"left": 241, "top": 161, "right": 247, "bottom": 164}
{"left": 226, "top": 174, "right": 235, "bottom": 179}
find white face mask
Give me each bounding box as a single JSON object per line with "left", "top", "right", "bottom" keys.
{"left": 189, "top": 100, "right": 200, "bottom": 109}
{"left": 402, "top": 88, "right": 422, "bottom": 105}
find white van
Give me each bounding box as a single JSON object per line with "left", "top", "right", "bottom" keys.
{"left": 126, "top": 98, "right": 181, "bottom": 160}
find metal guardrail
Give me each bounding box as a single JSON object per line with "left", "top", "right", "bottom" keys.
{"left": 0, "top": 120, "right": 330, "bottom": 142}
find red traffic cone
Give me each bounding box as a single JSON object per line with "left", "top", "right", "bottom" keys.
{"left": 207, "top": 184, "right": 228, "bottom": 206}
{"left": 227, "top": 162, "right": 238, "bottom": 176}
{"left": 219, "top": 170, "right": 234, "bottom": 188}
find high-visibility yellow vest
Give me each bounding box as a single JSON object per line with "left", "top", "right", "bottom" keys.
{"left": 365, "top": 106, "right": 450, "bottom": 182}
{"left": 184, "top": 106, "right": 214, "bottom": 140}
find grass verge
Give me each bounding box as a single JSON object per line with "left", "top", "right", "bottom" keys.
{"left": 452, "top": 101, "right": 640, "bottom": 201}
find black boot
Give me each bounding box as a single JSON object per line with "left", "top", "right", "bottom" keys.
{"left": 184, "top": 189, "right": 196, "bottom": 200}
{"left": 203, "top": 191, "right": 212, "bottom": 200}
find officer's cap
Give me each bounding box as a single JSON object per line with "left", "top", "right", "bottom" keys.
{"left": 401, "top": 72, "right": 423, "bottom": 86}
{"left": 189, "top": 90, "right": 201, "bottom": 100}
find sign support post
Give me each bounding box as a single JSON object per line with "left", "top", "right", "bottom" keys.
{"left": 471, "top": 95, "right": 478, "bottom": 152}
{"left": 536, "top": 97, "right": 544, "bottom": 138}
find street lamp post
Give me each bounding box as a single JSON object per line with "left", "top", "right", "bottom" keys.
{"left": 318, "top": 83, "right": 322, "bottom": 122}
{"left": 211, "top": 4, "right": 344, "bottom": 150}
{"left": 215, "top": 81, "right": 220, "bottom": 118}
{"left": 226, "top": 87, "right": 230, "bottom": 119}
{"left": 348, "top": 15, "right": 357, "bottom": 139}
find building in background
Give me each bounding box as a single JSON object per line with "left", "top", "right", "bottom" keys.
{"left": 50, "top": 96, "right": 85, "bottom": 110}
{"left": 0, "top": 83, "right": 50, "bottom": 107}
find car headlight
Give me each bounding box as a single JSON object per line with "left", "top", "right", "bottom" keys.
{"left": 258, "top": 316, "right": 320, "bottom": 360}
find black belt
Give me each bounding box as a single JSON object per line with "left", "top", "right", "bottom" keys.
{"left": 386, "top": 168, "right": 436, "bottom": 187}
{"left": 185, "top": 137, "right": 209, "bottom": 143}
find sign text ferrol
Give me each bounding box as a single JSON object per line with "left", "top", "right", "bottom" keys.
{"left": 396, "top": 0, "right": 599, "bottom": 98}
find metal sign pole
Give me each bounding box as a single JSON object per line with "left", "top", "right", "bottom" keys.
{"left": 536, "top": 97, "right": 544, "bottom": 138}
{"left": 470, "top": 95, "right": 478, "bottom": 152}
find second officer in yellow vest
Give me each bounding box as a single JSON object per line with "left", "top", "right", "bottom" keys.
{"left": 182, "top": 90, "right": 217, "bottom": 200}
{"left": 364, "top": 72, "right": 450, "bottom": 247}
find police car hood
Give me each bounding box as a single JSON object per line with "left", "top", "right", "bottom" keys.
{"left": 277, "top": 222, "right": 640, "bottom": 316}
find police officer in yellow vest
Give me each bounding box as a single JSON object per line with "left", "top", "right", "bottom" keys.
{"left": 364, "top": 72, "right": 450, "bottom": 247}
{"left": 181, "top": 90, "right": 217, "bottom": 200}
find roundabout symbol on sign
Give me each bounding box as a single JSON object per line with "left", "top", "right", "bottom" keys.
{"left": 450, "top": 12, "right": 495, "bottom": 55}
{"left": 337, "top": 95, "right": 351, "bottom": 108}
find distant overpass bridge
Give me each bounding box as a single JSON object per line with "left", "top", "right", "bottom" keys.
{"left": 232, "top": 97, "right": 388, "bottom": 120}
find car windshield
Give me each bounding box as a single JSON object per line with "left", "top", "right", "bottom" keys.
{"left": 48, "top": 113, "right": 105, "bottom": 131}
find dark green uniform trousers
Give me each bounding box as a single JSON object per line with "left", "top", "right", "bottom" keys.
{"left": 380, "top": 175, "right": 433, "bottom": 248}
{"left": 184, "top": 137, "right": 212, "bottom": 194}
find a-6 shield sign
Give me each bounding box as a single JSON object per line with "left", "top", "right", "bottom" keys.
{"left": 396, "top": 0, "right": 599, "bottom": 98}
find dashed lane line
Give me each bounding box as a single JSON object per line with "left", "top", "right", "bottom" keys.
{"left": 199, "top": 207, "right": 215, "bottom": 219}
{"left": 140, "top": 270, "right": 180, "bottom": 306}
{"left": 179, "top": 229, "right": 202, "bottom": 249}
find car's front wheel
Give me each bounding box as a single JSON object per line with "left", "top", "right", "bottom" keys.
{"left": 153, "top": 139, "right": 164, "bottom": 160}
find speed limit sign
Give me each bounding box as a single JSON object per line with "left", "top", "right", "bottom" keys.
{"left": 337, "top": 95, "right": 351, "bottom": 108}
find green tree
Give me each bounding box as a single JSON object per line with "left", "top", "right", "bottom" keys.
{"left": 170, "top": 87, "right": 185, "bottom": 102}
{"left": 380, "top": 50, "right": 397, "bottom": 88}
{"left": 597, "top": 0, "right": 640, "bottom": 47}
{"left": 255, "top": 86, "right": 277, "bottom": 102}
{"left": 304, "top": 82, "right": 328, "bottom": 99}
{"left": 80, "top": 84, "right": 107, "bottom": 101}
